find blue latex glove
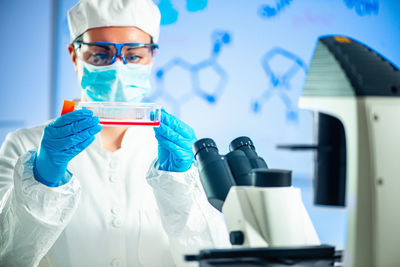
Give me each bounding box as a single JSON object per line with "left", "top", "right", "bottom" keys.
{"left": 34, "top": 109, "right": 102, "bottom": 187}
{"left": 154, "top": 109, "right": 197, "bottom": 172}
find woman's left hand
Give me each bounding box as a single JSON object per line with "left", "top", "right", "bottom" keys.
{"left": 154, "top": 109, "right": 197, "bottom": 172}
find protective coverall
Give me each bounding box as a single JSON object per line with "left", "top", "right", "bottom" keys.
{"left": 0, "top": 122, "right": 229, "bottom": 267}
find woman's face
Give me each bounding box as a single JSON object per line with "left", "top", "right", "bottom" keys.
{"left": 67, "top": 26, "right": 153, "bottom": 100}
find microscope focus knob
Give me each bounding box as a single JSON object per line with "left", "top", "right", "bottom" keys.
{"left": 229, "top": 231, "right": 245, "bottom": 245}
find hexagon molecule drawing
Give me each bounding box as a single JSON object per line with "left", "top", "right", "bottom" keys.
{"left": 344, "top": 0, "right": 379, "bottom": 16}
{"left": 145, "top": 30, "right": 231, "bottom": 116}
{"left": 258, "top": 0, "right": 294, "bottom": 19}
{"left": 252, "top": 47, "right": 307, "bottom": 122}
{"left": 157, "top": 0, "right": 208, "bottom": 25}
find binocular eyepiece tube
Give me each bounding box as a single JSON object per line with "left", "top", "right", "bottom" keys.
{"left": 193, "top": 136, "right": 292, "bottom": 211}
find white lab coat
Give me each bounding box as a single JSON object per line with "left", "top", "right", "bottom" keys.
{"left": 0, "top": 122, "right": 230, "bottom": 267}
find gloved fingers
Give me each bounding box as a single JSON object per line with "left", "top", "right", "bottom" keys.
{"left": 154, "top": 124, "right": 194, "bottom": 150}
{"left": 51, "top": 109, "right": 93, "bottom": 128}
{"left": 155, "top": 123, "right": 185, "bottom": 145}
{"left": 154, "top": 111, "right": 196, "bottom": 148}
{"left": 61, "top": 124, "right": 102, "bottom": 151}
{"left": 43, "top": 124, "right": 102, "bottom": 152}
{"left": 48, "top": 116, "right": 100, "bottom": 138}
{"left": 155, "top": 133, "right": 193, "bottom": 155}
{"left": 65, "top": 135, "right": 96, "bottom": 157}
{"left": 161, "top": 109, "right": 196, "bottom": 138}
{"left": 159, "top": 157, "right": 194, "bottom": 172}
{"left": 159, "top": 109, "right": 196, "bottom": 139}
{"left": 156, "top": 135, "right": 194, "bottom": 172}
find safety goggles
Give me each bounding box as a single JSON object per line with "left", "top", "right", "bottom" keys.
{"left": 73, "top": 41, "right": 159, "bottom": 66}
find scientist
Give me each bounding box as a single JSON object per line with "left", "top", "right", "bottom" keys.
{"left": 0, "top": 0, "right": 229, "bottom": 266}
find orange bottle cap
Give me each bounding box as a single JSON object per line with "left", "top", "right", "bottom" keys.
{"left": 61, "top": 100, "right": 76, "bottom": 116}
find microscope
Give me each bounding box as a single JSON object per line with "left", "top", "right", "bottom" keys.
{"left": 192, "top": 136, "right": 320, "bottom": 248}
{"left": 186, "top": 36, "right": 400, "bottom": 266}
{"left": 298, "top": 35, "right": 400, "bottom": 267}
{"left": 188, "top": 136, "right": 334, "bottom": 266}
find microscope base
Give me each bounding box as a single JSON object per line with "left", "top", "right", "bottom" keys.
{"left": 185, "top": 245, "right": 341, "bottom": 267}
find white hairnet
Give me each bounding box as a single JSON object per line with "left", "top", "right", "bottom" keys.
{"left": 67, "top": 0, "right": 161, "bottom": 43}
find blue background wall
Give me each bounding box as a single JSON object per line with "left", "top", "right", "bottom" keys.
{"left": 1, "top": 0, "right": 400, "bottom": 249}
{"left": 0, "top": 0, "right": 53, "bottom": 142}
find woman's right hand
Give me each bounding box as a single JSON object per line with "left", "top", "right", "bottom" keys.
{"left": 34, "top": 109, "right": 102, "bottom": 187}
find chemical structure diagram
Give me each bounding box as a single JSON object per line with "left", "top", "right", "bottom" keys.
{"left": 258, "top": 0, "right": 294, "bottom": 19}
{"left": 157, "top": 0, "right": 208, "bottom": 25}
{"left": 343, "top": 0, "right": 379, "bottom": 16}
{"left": 144, "top": 30, "right": 231, "bottom": 116}
{"left": 252, "top": 47, "right": 308, "bottom": 122}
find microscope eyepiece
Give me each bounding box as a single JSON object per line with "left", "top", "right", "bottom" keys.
{"left": 193, "top": 138, "right": 236, "bottom": 211}
{"left": 229, "top": 136, "right": 268, "bottom": 169}
{"left": 193, "top": 136, "right": 290, "bottom": 211}
{"left": 229, "top": 136, "right": 255, "bottom": 151}
{"left": 193, "top": 138, "right": 218, "bottom": 159}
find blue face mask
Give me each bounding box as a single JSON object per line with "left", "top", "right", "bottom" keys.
{"left": 81, "top": 61, "right": 152, "bottom": 102}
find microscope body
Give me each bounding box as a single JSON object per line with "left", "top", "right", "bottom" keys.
{"left": 191, "top": 36, "right": 400, "bottom": 266}
{"left": 299, "top": 36, "right": 400, "bottom": 266}
{"left": 193, "top": 137, "right": 320, "bottom": 249}
{"left": 223, "top": 186, "right": 319, "bottom": 248}
{"left": 300, "top": 97, "right": 400, "bottom": 266}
